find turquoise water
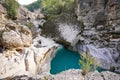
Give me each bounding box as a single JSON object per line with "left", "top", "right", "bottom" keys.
{"left": 50, "top": 47, "right": 81, "bottom": 74}
{"left": 50, "top": 47, "right": 107, "bottom": 74}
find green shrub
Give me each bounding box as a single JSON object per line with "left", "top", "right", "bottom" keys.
{"left": 41, "top": 0, "right": 75, "bottom": 15}
{"left": 43, "top": 76, "right": 48, "bottom": 80}
{"left": 4, "top": 0, "right": 19, "bottom": 20}
{"left": 79, "top": 52, "right": 98, "bottom": 75}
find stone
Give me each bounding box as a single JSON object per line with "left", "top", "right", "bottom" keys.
{"left": 96, "top": 25, "right": 105, "bottom": 31}
{"left": 5, "top": 23, "right": 19, "bottom": 31}
{"left": 1, "top": 23, "right": 32, "bottom": 49}
{"left": 19, "top": 25, "right": 32, "bottom": 47}
{"left": 2, "top": 30, "right": 23, "bottom": 49}
{"left": 101, "top": 71, "right": 120, "bottom": 80}
{"left": 85, "top": 71, "right": 103, "bottom": 80}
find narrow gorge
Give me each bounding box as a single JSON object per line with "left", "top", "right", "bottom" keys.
{"left": 0, "top": 0, "right": 119, "bottom": 80}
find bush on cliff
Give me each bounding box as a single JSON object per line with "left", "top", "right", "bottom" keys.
{"left": 3, "top": 0, "right": 19, "bottom": 20}
{"left": 79, "top": 52, "right": 98, "bottom": 75}
{"left": 41, "top": 0, "right": 75, "bottom": 15}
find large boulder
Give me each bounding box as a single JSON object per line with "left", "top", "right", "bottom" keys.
{"left": 1, "top": 23, "right": 32, "bottom": 49}
{"left": 2, "top": 30, "right": 23, "bottom": 48}
{"left": 42, "top": 13, "right": 84, "bottom": 47}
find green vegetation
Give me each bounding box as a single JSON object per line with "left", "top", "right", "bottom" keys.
{"left": 79, "top": 52, "right": 98, "bottom": 75}
{"left": 41, "top": 0, "right": 75, "bottom": 15}
{"left": 3, "top": 0, "right": 19, "bottom": 20}
{"left": 25, "top": 0, "right": 41, "bottom": 12}
{"left": 43, "top": 76, "right": 48, "bottom": 80}
{"left": 25, "top": 22, "right": 34, "bottom": 29}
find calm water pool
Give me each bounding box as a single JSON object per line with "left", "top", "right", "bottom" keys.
{"left": 50, "top": 47, "right": 107, "bottom": 74}
{"left": 50, "top": 47, "right": 81, "bottom": 74}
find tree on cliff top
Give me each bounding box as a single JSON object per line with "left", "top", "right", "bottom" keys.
{"left": 41, "top": 0, "right": 75, "bottom": 15}
{"left": 3, "top": 0, "right": 19, "bottom": 20}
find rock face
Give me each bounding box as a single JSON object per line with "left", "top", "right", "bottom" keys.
{"left": 17, "top": 6, "right": 37, "bottom": 20}
{"left": 0, "top": 23, "right": 32, "bottom": 49}
{"left": 42, "top": 13, "right": 84, "bottom": 47}
{"left": 75, "top": 0, "right": 120, "bottom": 72}
{"left": 0, "top": 36, "right": 58, "bottom": 79}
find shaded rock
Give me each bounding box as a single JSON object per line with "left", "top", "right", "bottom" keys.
{"left": 93, "top": 12, "right": 107, "bottom": 27}
{"left": 2, "top": 70, "right": 120, "bottom": 80}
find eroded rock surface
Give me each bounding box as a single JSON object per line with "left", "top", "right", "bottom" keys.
{"left": 0, "top": 36, "right": 58, "bottom": 79}
{"left": 0, "top": 23, "right": 32, "bottom": 49}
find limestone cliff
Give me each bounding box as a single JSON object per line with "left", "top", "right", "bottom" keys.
{"left": 41, "top": 0, "right": 120, "bottom": 72}
{"left": 75, "top": 0, "right": 120, "bottom": 72}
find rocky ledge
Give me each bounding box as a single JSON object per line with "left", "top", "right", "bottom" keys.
{"left": 2, "top": 69, "right": 120, "bottom": 80}
{"left": 0, "top": 35, "right": 59, "bottom": 79}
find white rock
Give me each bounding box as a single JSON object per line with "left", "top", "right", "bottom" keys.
{"left": 0, "top": 36, "right": 59, "bottom": 79}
